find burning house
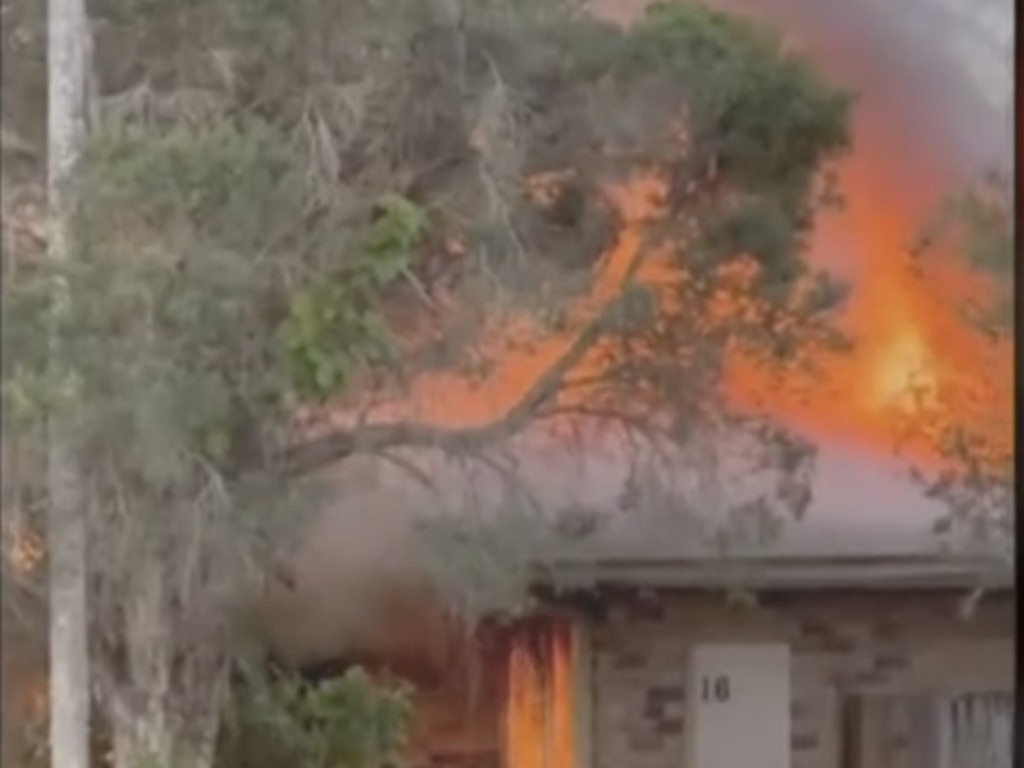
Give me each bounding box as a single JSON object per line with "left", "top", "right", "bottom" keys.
{"left": 260, "top": 436, "right": 1012, "bottom": 768}
{"left": 0, "top": 0, "right": 1011, "bottom": 763}
{"left": 260, "top": 0, "right": 1014, "bottom": 766}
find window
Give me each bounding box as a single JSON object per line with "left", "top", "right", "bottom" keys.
{"left": 841, "top": 692, "right": 1013, "bottom": 768}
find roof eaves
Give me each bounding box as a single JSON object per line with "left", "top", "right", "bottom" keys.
{"left": 535, "top": 554, "right": 1013, "bottom": 591}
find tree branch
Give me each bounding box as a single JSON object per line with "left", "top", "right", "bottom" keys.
{"left": 279, "top": 170, "right": 674, "bottom": 478}
{"left": 280, "top": 303, "right": 613, "bottom": 477}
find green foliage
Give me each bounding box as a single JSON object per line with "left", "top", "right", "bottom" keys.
{"left": 647, "top": 3, "right": 850, "bottom": 176}
{"left": 277, "top": 194, "right": 426, "bottom": 401}
{"left": 3, "top": 113, "right": 432, "bottom": 470}
{"left": 908, "top": 175, "right": 1013, "bottom": 556}
{"left": 1, "top": 2, "right": 862, "bottom": 753}
{"left": 540, "top": 3, "right": 854, "bottom": 372}
{"left": 223, "top": 666, "right": 413, "bottom": 768}
{"left": 542, "top": 1, "right": 854, "bottom": 379}
{"left": 627, "top": 2, "right": 852, "bottom": 248}
{"left": 15, "top": 1, "right": 855, "bottom": 440}
{"left": 82, "top": 120, "right": 292, "bottom": 251}
{"left": 917, "top": 177, "right": 1013, "bottom": 337}
{"left": 1, "top": 105, "right": 426, "bottom": 757}
{"left": 0, "top": 0, "right": 859, "bottom": 572}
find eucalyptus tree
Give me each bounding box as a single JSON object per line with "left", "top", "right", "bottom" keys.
{"left": 3, "top": 1, "right": 855, "bottom": 764}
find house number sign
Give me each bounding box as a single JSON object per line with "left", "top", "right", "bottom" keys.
{"left": 699, "top": 674, "right": 732, "bottom": 703}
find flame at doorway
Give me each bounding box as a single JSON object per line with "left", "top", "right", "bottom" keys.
{"left": 504, "top": 618, "right": 577, "bottom": 768}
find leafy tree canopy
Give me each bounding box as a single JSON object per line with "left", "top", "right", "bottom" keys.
{"left": 907, "top": 173, "right": 1013, "bottom": 559}
{"left": 5, "top": 0, "right": 855, "bottom": 479}
{"left": 1, "top": 1, "right": 854, "bottom": 761}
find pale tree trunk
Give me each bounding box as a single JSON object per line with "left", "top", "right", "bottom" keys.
{"left": 108, "top": 684, "right": 225, "bottom": 768}
{"left": 46, "top": 0, "right": 92, "bottom": 764}
{"left": 108, "top": 564, "right": 174, "bottom": 768}
{"left": 105, "top": 561, "right": 227, "bottom": 768}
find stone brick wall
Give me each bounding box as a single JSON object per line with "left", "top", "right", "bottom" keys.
{"left": 585, "top": 590, "right": 1014, "bottom": 768}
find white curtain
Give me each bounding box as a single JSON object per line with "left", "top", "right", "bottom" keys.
{"left": 934, "top": 693, "right": 1013, "bottom": 768}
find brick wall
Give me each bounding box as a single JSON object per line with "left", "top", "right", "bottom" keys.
{"left": 585, "top": 590, "right": 1014, "bottom": 768}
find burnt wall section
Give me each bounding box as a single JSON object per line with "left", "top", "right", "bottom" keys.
{"left": 586, "top": 590, "right": 1014, "bottom": 768}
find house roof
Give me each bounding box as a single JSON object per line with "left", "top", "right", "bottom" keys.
{"left": 302, "top": 427, "right": 1011, "bottom": 592}
{"left": 265, "top": 430, "right": 1010, "bottom": 668}
{"left": 537, "top": 555, "right": 1012, "bottom": 592}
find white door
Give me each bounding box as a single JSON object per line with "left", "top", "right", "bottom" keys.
{"left": 688, "top": 643, "right": 791, "bottom": 768}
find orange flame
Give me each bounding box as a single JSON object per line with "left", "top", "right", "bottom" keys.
{"left": 372, "top": 2, "right": 1011, "bottom": 472}
{"left": 505, "top": 619, "right": 576, "bottom": 768}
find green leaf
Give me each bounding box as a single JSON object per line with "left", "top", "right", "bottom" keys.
{"left": 202, "top": 427, "right": 232, "bottom": 461}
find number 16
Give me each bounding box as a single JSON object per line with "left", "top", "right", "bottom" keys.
{"left": 700, "top": 675, "right": 730, "bottom": 702}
